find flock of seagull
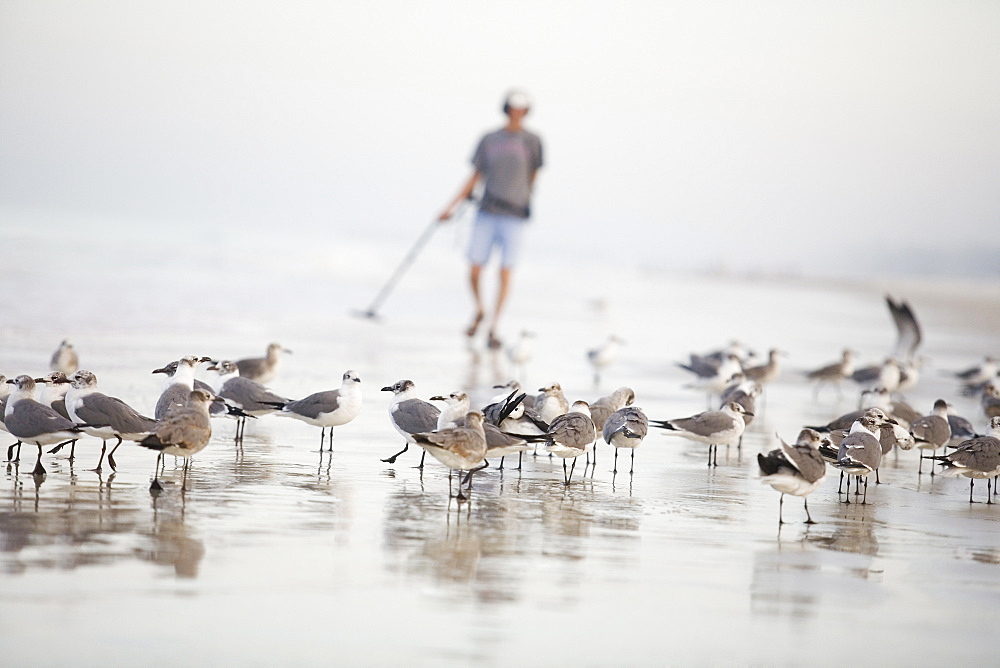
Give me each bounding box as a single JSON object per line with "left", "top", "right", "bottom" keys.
{"left": 3, "top": 295, "right": 1000, "bottom": 522}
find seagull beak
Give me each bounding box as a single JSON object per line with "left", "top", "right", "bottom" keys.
{"left": 429, "top": 396, "right": 446, "bottom": 401}
{"left": 380, "top": 386, "right": 393, "bottom": 392}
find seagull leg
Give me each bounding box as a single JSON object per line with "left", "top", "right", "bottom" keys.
{"left": 497, "top": 456, "right": 505, "bottom": 471}
{"left": 918, "top": 450, "right": 924, "bottom": 475}
{"left": 988, "top": 478, "right": 993, "bottom": 505}
{"left": 32, "top": 444, "right": 46, "bottom": 476}
{"left": 862, "top": 477, "right": 869, "bottom": 504}
{"left": 838, "top": 470, "right": 844, "bottom": 494}
{"left": 803, "top": 497, "right": 816, "bottom": 524}
{"left": 48, "top": 438, "right": 76, "bottom": 456}
{"left": 381, "top": 443, "right": 408, "bottom": 464}
{"left": 107, "top": 437, "right": 124, "bottom": 471}
{"left": 970, "top": 478, "right": 975, "bottom": 503}
{"left": 150, "top": 453, "right": 164, "bottom": 492}
{"left": 92, "top": 439, "right": 108, "bottom": 472}
{"left": 630, "top": 450, "right": 635, "bottom": 475}
{"left": 6, "top": 441, "right": 20, "bottom": 462}
{"left": 875, "top": 468, "right": 881, "bottom": 484}
{"left": 778, "top": 494, "right": 785, "bottom": 524}
{"left": 567, "top": 457, "right": 577, "bottom": 485}
{"left": 416, "top": 451, "right": 426, "bottom": 469}
{"left": 613, "top": 448, "right": 618, "bottom": 474}
{"left": 592, "top": 444, "right": 597, "bottom": 466}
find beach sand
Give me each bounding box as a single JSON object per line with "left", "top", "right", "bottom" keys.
{"left": 2, "top": 224, "right": 999, "bottom": 665}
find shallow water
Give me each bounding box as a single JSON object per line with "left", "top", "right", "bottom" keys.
{"left": 2, "top": 227, "right": 999, "bottom": 665}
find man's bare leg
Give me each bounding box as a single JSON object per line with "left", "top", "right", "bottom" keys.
{"left": 487, "top": 267, "right": 512, "bottom": 349}
{"left": 466, "top": 264, "right": 485, "bottom": 337}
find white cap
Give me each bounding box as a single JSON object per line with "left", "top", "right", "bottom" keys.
{"left": 504, "top": 90, "right": 532, "bottom": 110}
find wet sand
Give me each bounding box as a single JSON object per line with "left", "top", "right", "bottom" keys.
{"left": 2, "top": 227, "right": 999, "bottom": 665}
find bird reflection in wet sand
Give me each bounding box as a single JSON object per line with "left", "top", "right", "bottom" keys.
{"left": 138, "top": 517, "right": 206, "bottom": 579}
{"left": 809, "top": 519, "right": 881, "bottom": 576}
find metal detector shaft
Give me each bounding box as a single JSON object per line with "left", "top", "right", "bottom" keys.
{"left": 358, "top": 198, "right": 473, "bottom": 319}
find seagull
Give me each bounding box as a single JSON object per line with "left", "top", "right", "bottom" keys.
{"left": 435, "top": 392, "right": 529, "bottom": 470}
{"left": 804, "top": 388, "right": 895, "bottom": 433}
{"left": 679, "top": 353, "right": 743, "bottom": 399}
{"left": 911, "top": 399, "right": 953, "bottom": 476}
{"left": 491, "top": 392, "right": 548, "bottom": 469}
{"left": 153, "top": 356, "right": 205, "bottom": 420}
{"left": 380, "top": 380, "right": 440, "bottom": 466}
{"left": 492, "top": 380, "right": 535, "bottom": 409}
{"left": 194, "top": 358, "right": 246, "bottom": 419}
{"left": 834, "top": 413, "right": 884, "bottom": 504}
{"left": 719, "top": 376, "right": 762, "bottom": 445}
{"left": 536, "top": 382, "right": 570, "bottom": 424}
{"left": 533, "top": 400, "right": 597, "bottom": 485}
{"left": 932, "top": 416, "right": 1000, "bottom": 503}
{"left": 806, "top": 349, "right": 855, "bottom": 400}
{"left": 261, "top": 370, "right": 362, "bottom": 451}
{"left": 895, "top": 357, "right": 924, "bottom": 395}
{"left": 50, "top": 339, "right": 79, "bottom": 374}
{"left": 587, "top": 335, "right": 624, "bottom": 387}
{"left": 590, "top": 386, "right": 635, "bottom": 465}
{"left": 412, "top": 411, "right": 488, "bottom": 500}
{"left": 818, "top": 408, "right": 899, "bottom": 491}
{"left": 952, "top": 356, "right": 997, "bottom": 389}
{"left": 431, "top": 391, "right": 471, "bottom": 429}
{"left": 207, "top": 360, "right": 289, "bottom": 442}
{"left": 4, "top": 375, "right": 87, "bottom": 475}
{"left": 946, "top": 405, "right": 977, "bottom": 447}
{"left": 850, "top": 358, "right": 901, "bottom": 393}
{"left": 885, "top": 295, "right": 922, "bottom": 363}
{"left": 506, "top": 331, "right": 534, "bottom": 381}
{"left": 758, "top": 428, "right": 827, "bottom": 524}
{"left": 980, "top": 382, "right": 1000, "bottom": 420}
{"left": 481, "top": 388, "right": 525, "bottom": 429}
{"left": 64, "top": 370, "right": 158, "bottom": 472}
{"left": 681, "top": 341, "right": 752, "bottom": 376}
{"left": 0, "top": 375, "right": 16, "bottom": 460}
{"left": 590, "top": 386, "right": 636, "bottom": 434}
{"left": 650, "top": 401, "right": 751, "bottom": 467}
{"left": 37, "top": 372, "right": 73, "bottom": 420}
{"left": 139, "top": 388, "right": 214, "bottom": 492}
{"left": 235, "top": 342, "right": 292, "bottom": 385}
{"left": 744, "top": 349, "right": 784, "bottom": 385}
{"left": 602, "top": 405, "right": 648, "bottom": 474}
{"left": 33, "top": 373, "right": 80, "bottom": 461}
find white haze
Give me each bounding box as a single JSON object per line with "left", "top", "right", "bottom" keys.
{"left": 1, "top": 1, "right": 998, "bottom": 277}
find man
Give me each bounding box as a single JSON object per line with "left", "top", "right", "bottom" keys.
{"left": 439, "top": 89, "right": 544, "bottom": 350}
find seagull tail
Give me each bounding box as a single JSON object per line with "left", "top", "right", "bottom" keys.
{"left": 138, "top": 434, "right": 167, "bottom": 451}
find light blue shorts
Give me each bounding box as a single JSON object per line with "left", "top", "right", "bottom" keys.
{"left": 467, "top": 210, "right": 526, "bottom": 268}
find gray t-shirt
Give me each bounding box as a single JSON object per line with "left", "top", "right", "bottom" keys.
{"left": 472, "top": 128, "right": 544, "bottom": 219}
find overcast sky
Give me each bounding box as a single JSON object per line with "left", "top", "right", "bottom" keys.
{"left": 2, "top": 1, "right": 998, "bottom": 276}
